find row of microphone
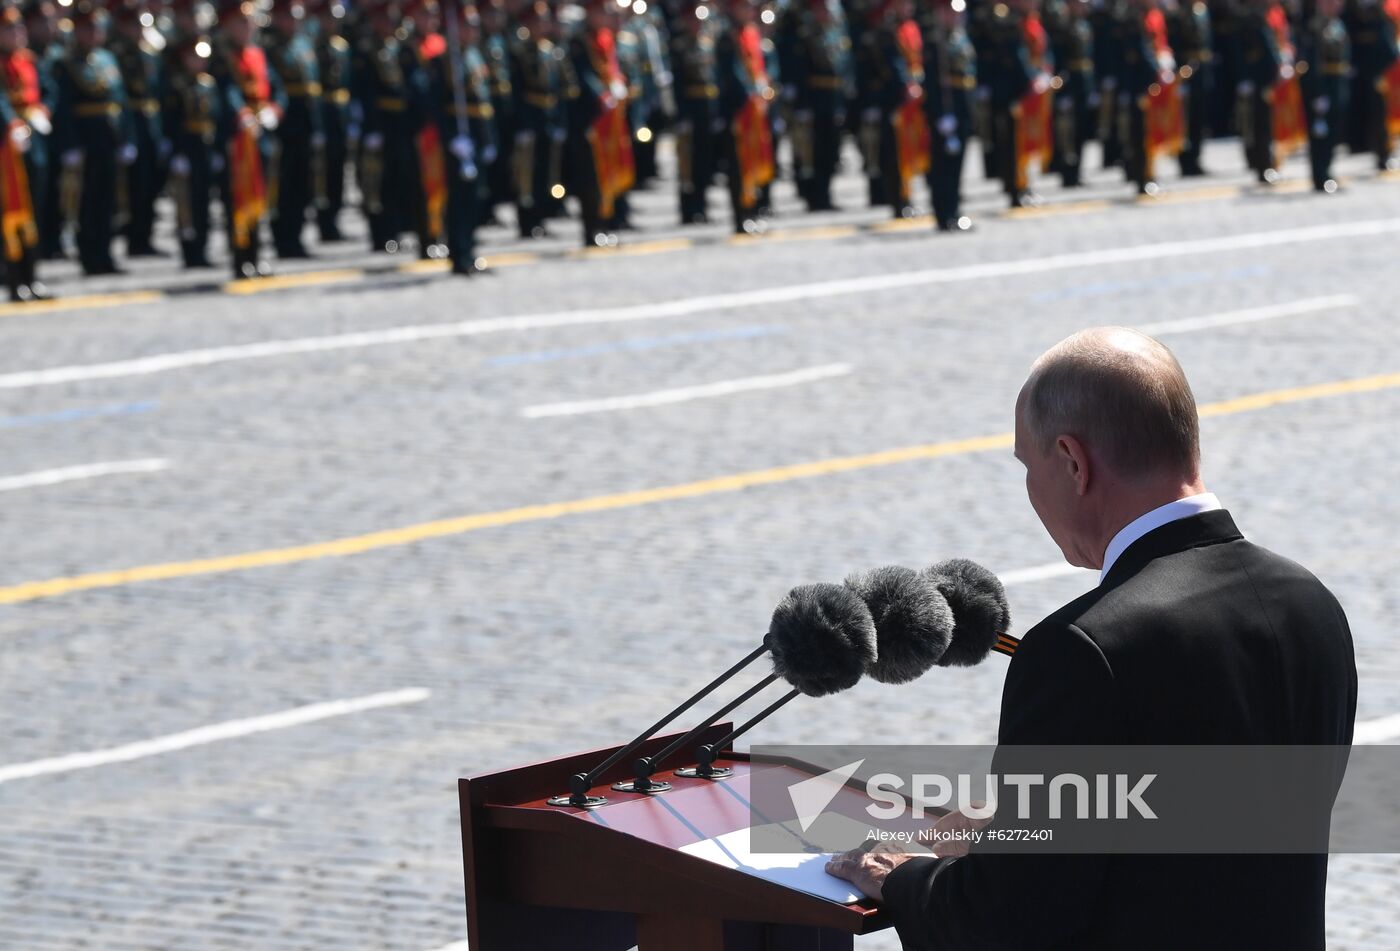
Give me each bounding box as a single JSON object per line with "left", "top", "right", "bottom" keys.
{"left": 550, "top": 558, "right": 1014, "bottom": 807}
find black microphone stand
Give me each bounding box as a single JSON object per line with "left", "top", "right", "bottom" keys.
{"left": 547, "top": 640, "right": 772, "bottom": 807}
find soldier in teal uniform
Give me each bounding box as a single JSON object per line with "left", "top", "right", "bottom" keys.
{"left": 310, "top": 0, "right": 352, "bottom": 241}
{"left": 1166, "top": 0, "right": 1213, "bottom": 175}
{"left": 618, "top": 0, "right": 669, "bottom": 186}
{"left": 1300, "top": 0, "right": 1349, "bottom": 189}
{"left": 508, "top": 0, "right": 563, "bottom": 238}
{"left": 21, "top": 0, "right": 60, "bottom": 258}
{"left": 351, "top": 0, "right": 423, "bottom": 251}
{"left": 161, "top": 32, "right": 220, "bottom": 267}
{"left": 110, "top": 0, "right": 164, "bottom": 256}
{"left": 265, "top": 0, "right": 322, "bottom": 258}
{"left": 791, "top": 0, "right": 850, "bottom": 211}
{"left": 670, "top": 0, "right": 718, "bottom": 224}
{"left": 923, "top": 0, "right": 975, "bottom": 230}
{"left": 53, "top": 0, "right": 131, "bottom": 275}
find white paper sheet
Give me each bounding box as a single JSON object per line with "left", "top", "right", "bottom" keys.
{"left": 678, "top": 822, "right": 864, "bottom": 904}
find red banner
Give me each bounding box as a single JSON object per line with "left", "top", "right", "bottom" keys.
{"left": 0, "top": 121, "right": 35, "bottom": 262}
{"left": 1142, "top": 8, "right": 1183, "bottom": 174}
{"left": 893, "top": 19, "right": 930, "bottom": 200}
{"left": 1017, "top": 14, "right": 1053, "bottom": 188}
{"left": 228, "top": 110, "right": 265, "bottom": 251}
{"left": 586, "top": 28, "right": 636, "bottom": 221}
{"left": 733, "top": 96, "right": 775, "bottom": 209}
{"left": 417, "top": 123, "right": 447, "bottom": 242}
{"left": 1385, "top": 0, "right": 1400, "bottom": 138}
{"left": 1271, "top": 74, "right": 1307, "bottom": 158}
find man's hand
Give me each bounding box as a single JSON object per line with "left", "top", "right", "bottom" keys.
{"left": 928, "top": 804, "right": 995, "bottom": 859}
{"left": 824, "top": 840, "right": 917, "bottom": 902}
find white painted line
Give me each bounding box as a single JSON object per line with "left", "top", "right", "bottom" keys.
{"left": 1138, "top": 295, "right": 1360, "bottom": 336}
{"left": 427, "top": 942, "right": 470, "bottom": 951}
{"left": 522, "top": 364, "right": 854, "bottom": 419}
{"left": 4, "top": 217, "right": 1398, "bottom": 390}
{"left": 0, "top": 458, "right": 170, "bottom": 492}
{"left": 0, "top": 687, "right": 431, "bottom": 784}
{"left": 998, "top": 562, "right": 1094, "bottom": 586}
{"left": 1355, "top": 713, "right": 1400, "bottom": 745}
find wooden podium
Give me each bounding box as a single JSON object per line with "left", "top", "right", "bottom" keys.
{"left": 459, "top": 724, "right": 890, "bottom": 950}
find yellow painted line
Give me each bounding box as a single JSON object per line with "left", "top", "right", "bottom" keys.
{"left": 569, "top": 237, "right": 693, "bottom": 260}
{"left": 477, "top": 251, "right": 539, "bottom": 268}
{"left": 730, "top": 224, "right": 859, "bottom": 246}
{"left": 1378, "top": 169, "right": 1400, "bottom": 181}
{"left": 0, "top": 290, "right": 164, "bottom": 318}
{"left": 398, "top": 259, "right": 450, "bottom": 275}
{"left": 1138, "top": 184, "right": 1241, "bottom": 205}
{"left": 222, "top": 269, "right": 363, "bottom": 295}
{"left": 3, "top": 371, "right": 1396, "bottom": 606}
{"left": 1271, "top": 179, "right": 1314, "bottom": 194}
{"left": 1003, "top": 199, "right": 1111, "bottom": 219}
{"left": 869, "top": 216, "right": 935, "bottom": 233}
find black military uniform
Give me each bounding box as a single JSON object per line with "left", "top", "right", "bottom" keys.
{"left": 0, "top": 0, "right": 48, "bottom": 299}
{"left": 790, "top": 0, "right": 849, "bottom": 211}
{"left": 310, "top": 0, "right": 352, "bottom": 241}
{"left": 1045, "top": 0, "right": 1094, "bottom": 186}
{"left": 423, "top": 2, "right": 487, "bottom": 274}
{"left": 1346, "top": 0, "right": 1398, "bottom": 169}
{"left": 671, "top": 2, "right": 719, "bottom": 224}
{"left": 854, "top": 4, "right": 889, "bottom": 205}
{"left": 923, "top": 0, "right": 976, "bottom": 230}
{"left": 21, "top": 0, "right": 61, "bottom": 260}
{"left": 982, "top": 1, "right": 1033, "bottom": 205}
{"left": 508, "top": 2, "right": 563, "bottom": 238}
{"left": 1167, "top": 0, "right": 1213, "bottom": 174}
{"left": 1299, "top": 1, "right": 1350, "bottom": 190}
{"left": 352, "top": 0, "right": 422, "bottom": 251}
{"left": 109, "top": 0, "right": 164, "bottom": 256}
{"left": 1114, "top": 0, "right": 1163, "bottom": 194}
{"left": 52, "top": 1, "right": 130, "bottom": 275}
{"left": 161, "top": 33, "right": 221, "bottom": 268}
{"left": 1234, "top": 0, "right": 1282, "bottom": 182}
{"left": 1091, "top": 0, "right": 1124, "bottom": 168}
{"left": 265, "top": 0, "right": 322, "bottom": 258}
{"left": 480, "top": 0, "right": 514, "bottom": 224}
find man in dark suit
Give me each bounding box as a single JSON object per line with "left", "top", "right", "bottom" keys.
{"left": 827, "top": 327, "right": 1357, "bottom": 949}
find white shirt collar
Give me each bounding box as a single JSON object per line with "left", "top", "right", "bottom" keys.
{"left": 1099, "top": 492, "right": 1223, "bottom": 584}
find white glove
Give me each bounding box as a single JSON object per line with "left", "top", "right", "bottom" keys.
{"left": 459, "top": 158, "right": 478, "bottom": 181}
{"left": 1237, "top": 80, "right": 1255, "bottom": 96}
{"left": 481, "top": 143, "right": 498, "bottom": 165}
{"left": 782, "top": 84, "right": 798, "bottom": 102}
{"left": 8, "top": 124, "right": 30, "bottom": 152}
{"left": 346, "top": 123, "right": 361, "bottom": 142}
{"left": 937, "top": 114, "right": 957, "bottom": 136}
{"left": 1312, "top": 119, "right": 1328, "bottom": 138}
{"left": 158, "top": 137, "right": 172, "bottom": 159}
{"left": 947, "top": 135, "right": 962, "bottom": 154}
{"left": 258, "top": 105, "right": 279, "bottom": 130}
{"left": 169, "top": 153, "right": 191, "bottom": 176}
{"left": 62, "top": 148, "right": 82, "bottom": 168}
{"left": 450, "top": 134, "right": 474, "bottom": 161}
{"left": 363, "top": 131, "right": 384, "bottom": 150}
{"left": 28, "top": 111, "right": 50, "bottom": 136}
{"left": 118, "top": 143, "right": 138, "bottom": 165}
{"left": 210, "top": 153, "right": 225, "bottom": 173}
{"left": 1279, "top": 64, "right": 1295, "bottom": 81}
{"left": 1312, "top": 96, "right": 1329, "bottom": 114}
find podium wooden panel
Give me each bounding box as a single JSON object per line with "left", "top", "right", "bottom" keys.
{"left": 460, "top": 725, "right": 889, "bottom": 950}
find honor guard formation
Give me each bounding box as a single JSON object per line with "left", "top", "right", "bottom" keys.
{"left": 0, "top": 0, "right": 1395, "bottom": 301}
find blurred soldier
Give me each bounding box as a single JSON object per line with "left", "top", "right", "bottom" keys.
{"left": 309, "top": 0, "right": 351, "bottom": 240}
{"left": 619, "top": 0, "right": 669, "bottom": 185}
{"left": 717, "top": 0, "right": 775, "bottom": 233}
{"left": 20, "top": 0, "right": 59, "bottom": 258}
{"left": 479, "top": 0, "right": 514, "bottom": 223}
{"left": 879, "top": 0, "right": 929, "bottom": 217}
{"left": 352, "top": 0, "right": 421, "bottom": 251}
{"left": 424, "top": 0, "right": 486, "bottom": 274}
{"left": 509, "top": 0, "right": 563, "bottom": 238}
{"left": 404, "top": 0, "right": 448, "bottom": 257}
{"left": 670, "top": 0, "right": 718, "bottom": 224}
{"left": 854, "top": 0, "right": 889, "bottom": 204}
{"left": 212, "top": 0, "right": 282, "bottom": 277}
{"left": 0, "top": 0, "right": 48, "bottom": 298}
{"left": 53, "top": 0, "right": 129, "bottom": 275}
{"left": 1235, "top": 0, "right": 1305, "bottom": 183}
{"left": 265, "top": 0, "right": 322, "bottom": 258}
{"left": 161, "top": 32, "right": 220, "bottom": 267}
{"left": 1045, "top": 0, "right": 1093, "bottom": 185}
{"left": 790, "top": 0, "right": 849, "bottom": 210}
{"left": 1117, "top": 0, "right": 1181, "bottom": 194}
{"left": 1012, "top": 0, "right": 1053, "bottom": 204}
{"left": 110, "top": 0, "right": 164, "bottom": 256}
{"left": 1091, "top": 0, "right": 1124, "bottom": 168}
{"left": 922, "top": 0, "right": 975, "bottom": 231}
{"left": 1299, "top": 0, "right": 1348, "bottom": 189}
{"left": 1165, "top": 0, "right": 1211, "bottom": 174}
{"left": 1346, "top": 0, "right": 1399, "bottom": 169}
{"left": 1209, "top": 0, "right": 1237, "bottom": 135}
{"left": 569, "top": 0, "right": 635, "bottom": 245}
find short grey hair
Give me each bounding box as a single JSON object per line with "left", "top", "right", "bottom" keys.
{"left": 1020, "top": 328, "right": 1200, "bottom": 480}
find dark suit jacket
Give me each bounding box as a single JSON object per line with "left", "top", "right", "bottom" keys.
{"left": 883, "top": 510, "right": 1358, "bottom": 950}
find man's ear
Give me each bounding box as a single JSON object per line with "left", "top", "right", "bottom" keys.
{"left": 1055, "top": 434, "right": 1092, "bottom": 497}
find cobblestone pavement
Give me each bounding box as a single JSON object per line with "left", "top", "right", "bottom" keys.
{"left": 1, "top": 136, "right": 1398, "bottom": 949}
